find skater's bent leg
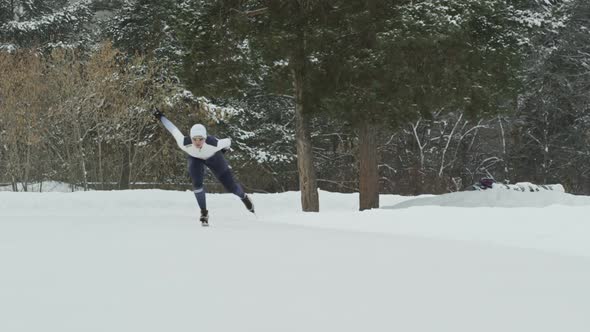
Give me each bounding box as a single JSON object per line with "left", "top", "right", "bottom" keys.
{"left": 188, "top": 157, "right": 207, "bottom": 209}
{"left": 206, "top": 152, "right": 246, "bottom": 199}
{"left": 206, "top": 153, "right": 253, "bottom": 212}
{"left": 219, "top": 170, "right": 254, "bottom": 212}
{"left": 218, "top": 170, "right": 246, "bottom": 198}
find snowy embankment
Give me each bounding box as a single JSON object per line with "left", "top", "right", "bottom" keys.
{"left": 1, "top": 188, "right": 590, "bottom": 332}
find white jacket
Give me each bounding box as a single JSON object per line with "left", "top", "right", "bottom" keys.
{"left": 160, "top": 116, "right": 231, "bottom": 160}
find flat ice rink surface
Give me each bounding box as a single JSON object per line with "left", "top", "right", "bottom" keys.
{"left": 2, "top": 189, "right": 590, "bottom": 332}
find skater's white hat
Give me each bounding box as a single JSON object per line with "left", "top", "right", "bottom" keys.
{"left": 190, "top": 124, "right": 207, "bottom": 138}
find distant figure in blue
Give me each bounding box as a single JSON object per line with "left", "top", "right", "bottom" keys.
{"left": 153, "top": 109, "right": 254, "bottom": 226}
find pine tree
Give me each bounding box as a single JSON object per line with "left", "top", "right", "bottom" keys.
{"left": 175, "top": 0, "right": 323, "bottom": 210}
{"left": 106, "top": 0, "right": 182, "bottom": 67}
{"left": 311, "top": 0, "right": 531, "bottom": 208}
{"left": 0, "top": 0, "right": 94, "bottom": 50}
{"left": 512, "top": 0, "right": 590, "bottom": 192}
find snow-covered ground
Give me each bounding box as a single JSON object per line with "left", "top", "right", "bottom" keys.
{"left": 1, "top": 187, "right": 590, "bottom": 332}
{"left": 0, "top": 181, "right": 84, "bottom": 193}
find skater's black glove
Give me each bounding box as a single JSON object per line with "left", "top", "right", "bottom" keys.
{"left": 152, "top": 108, "right": 165, "bottom": 120}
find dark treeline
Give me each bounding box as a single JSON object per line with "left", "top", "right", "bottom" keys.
{"left": 1, "top": 0, "right": 590, "bottom": 210}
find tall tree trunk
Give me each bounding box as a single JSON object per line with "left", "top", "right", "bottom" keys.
{"left": 357, "top": 0, "right": 379, "bottom": 210}
{"left": 74, "top": 122, "right": 88, "bottom": 191}
{"left": 98, "top": 139, "right": 104, "bottom": 190}
{"left": 64, "top": 143, "right": 74, "bottom": 189}
{"left": 23, "top": 143, "right": 30, "bottom": 192}
{"left": 119, "top": 144, "right": 131, "bottom": 190}
{"left": 358, "top": 119, "right": 379, "bottom": 210}
{"left": 128, "top": 141, "right": 137, "bottom": 186}
{"left": 292, "top": 27, "right": 319, "bottom": 212}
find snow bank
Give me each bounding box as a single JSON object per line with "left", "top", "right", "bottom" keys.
{"left": 0, "top": 181, "right": 85, "bottom": 192}
{"left": 386, "top": 188, "right": 590, "bottom": 209}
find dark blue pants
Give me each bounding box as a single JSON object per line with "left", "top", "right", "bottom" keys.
{"left": 188, "top": 152, "right": 245, "bottom": 210}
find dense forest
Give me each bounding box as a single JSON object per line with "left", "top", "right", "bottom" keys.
{"left": 1, "top": 0, "right": 590, "bottom": 211}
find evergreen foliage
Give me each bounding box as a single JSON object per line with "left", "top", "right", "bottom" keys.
{"left": 2, "top": 0, "right": 590, "bottom": 197}
{"left": 511, "top": 0, "right": 590, "bottom": 191}
{"left": 173, "top": 0, "right": 271, "bottom": 99}
{"left": 0, "top": 0, "right": 94, "bottom": 50}
{"left": 317, "top": 0, "right": 526, "bottom": 127}
{"left": 105, "top": 0, "right": 182, "bottom": 66}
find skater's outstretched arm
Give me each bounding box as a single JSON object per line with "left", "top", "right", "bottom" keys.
{"left": 160, "top": 116, "right": 186, "bottom": 148}
{"left": 217, "top": 138, "right": 231, "bottom": 150}
{"left": 154, "top": 108, "right": 186, "bottom": 148}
